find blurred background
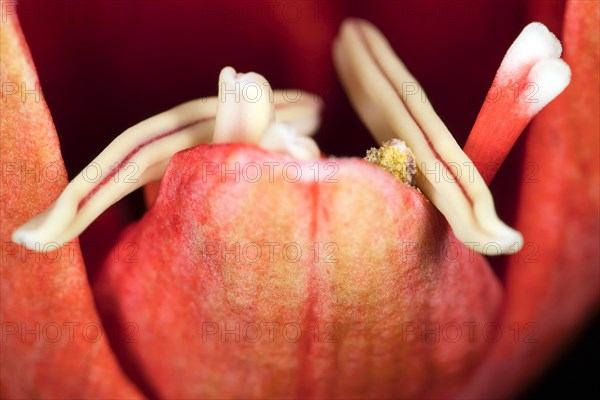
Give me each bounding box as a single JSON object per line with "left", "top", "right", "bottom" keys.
{"left": 14, "top": 0, "right": 597, "bottom": 398}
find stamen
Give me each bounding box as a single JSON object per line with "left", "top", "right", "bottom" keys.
{"left": 213, "top": 66, "right": 275, "bottom": 144}
{"left": 12, "top": 68, "right": 322, "bottom": 250}
{"left": 213, "top": 66, "right": 321, "bottom": 160}
{"left": 333, "top": 18, "right": 523, "bottom": 255}
{"left": 464, "top": 22, "right": 571, "bottom": 184}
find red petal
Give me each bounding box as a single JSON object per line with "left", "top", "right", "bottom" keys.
{"left": 95, "top": 144, "right": 501, "bottom": 398}
{"left": 0, "top": 12, "right": 141, "bottom": 398}
{"left": 459, "top": 1, "right": 600, "bottom": 397}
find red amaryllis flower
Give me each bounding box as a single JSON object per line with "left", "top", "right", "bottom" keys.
{"left": 1, "top": 0, "right": 598, "bottom": 398}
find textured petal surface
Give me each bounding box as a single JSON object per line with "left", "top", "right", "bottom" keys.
{"left": 0, "top": 13, "right": 141, "bottom": 398}
{"left": 95, "top": 144, "right": 502, "bottom": 398}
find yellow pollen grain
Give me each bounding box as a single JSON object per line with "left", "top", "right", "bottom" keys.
{"left": 365, "top": 139, "right": 416, "bottom": 186}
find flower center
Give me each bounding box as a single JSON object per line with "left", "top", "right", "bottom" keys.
{"left": 12, "top": 19, "right": 570, "bottom": 258}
